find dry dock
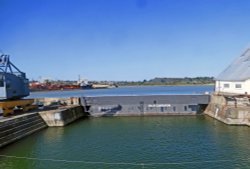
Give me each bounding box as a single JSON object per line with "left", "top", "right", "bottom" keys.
{"left": 0, "top": 94, "right": 212, "bottom": 148}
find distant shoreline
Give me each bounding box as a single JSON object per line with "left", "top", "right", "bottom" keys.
{"left": 114, "top": 77, "right": 214, "bottom": 87}
{"left": 118, "top": 83, "right": 215, "bottom": 87}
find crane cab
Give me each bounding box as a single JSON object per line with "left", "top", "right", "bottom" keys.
{"left": 0, "top": 54, "right": 29, "bottom": 100}
{"left": 0, "top": 72, "right": 29, "bottom": 100}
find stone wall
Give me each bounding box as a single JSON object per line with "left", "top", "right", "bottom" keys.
{"left": 205, "top": 94, "right": 250, "bottom": 126}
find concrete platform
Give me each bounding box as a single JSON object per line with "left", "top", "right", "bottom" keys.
{"left": 39, "top": 105, "right": 86, "bottom": 126}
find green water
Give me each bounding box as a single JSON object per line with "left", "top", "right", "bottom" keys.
{"left": 0, "top": 116, "right": 250, "bottom": 169}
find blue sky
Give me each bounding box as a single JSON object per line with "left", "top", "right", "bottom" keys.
{"left": 1, "top": 0, "right": 250, "bottom": 81}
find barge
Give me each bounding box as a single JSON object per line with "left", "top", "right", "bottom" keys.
{"left": 80, "top": 95, "right": 210, "bottom": 117}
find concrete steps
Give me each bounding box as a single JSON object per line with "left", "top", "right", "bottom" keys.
{"left": 0, "top": 113, "right": 48, "bottom": 148}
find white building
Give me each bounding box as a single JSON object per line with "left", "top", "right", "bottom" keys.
{"left": 215, "top": 47, "right": 250, "bottom": 95}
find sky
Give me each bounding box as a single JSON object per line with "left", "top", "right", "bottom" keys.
{"left": 1, "top": 0, "right": 250, "bottom": 81}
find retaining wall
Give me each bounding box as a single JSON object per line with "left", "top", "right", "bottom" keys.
{"left": 0, "top": 113, "right": 47, "bottom": 148}
{"left": 205, "top": 94, "right": 250, "bottom": 126}
{"left": 39, "top": 106, "right": 86, "bottom": 126}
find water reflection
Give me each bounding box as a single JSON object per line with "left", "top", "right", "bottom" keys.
{"left": 0, "top": 116, "right": 249, "bottom": 169}
{"left": 42, "top": 127, "right": 65, "bottom": 143}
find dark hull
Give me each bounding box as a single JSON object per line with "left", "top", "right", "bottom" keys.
{"left": 80, "top": 95, "right": 210, "bottom": 117}
{"left": 81, "top": 85, "right": 93, "bottom": 90}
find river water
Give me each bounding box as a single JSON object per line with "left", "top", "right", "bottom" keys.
{"left": 28, "top": 85, "right": 214, "bottom": 98}
{"left": 1, "top": 85, "right": 250, "bottom": 169}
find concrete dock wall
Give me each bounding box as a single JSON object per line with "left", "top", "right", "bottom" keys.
{"left": 0, "top": 103, "right": 87, "bottom": 148}
{"left": 0, "top": 113, "right": 47, "bottom": 148}
{"left": 39, "top": 106, "right": 86, "bottom": 126}
{"left": 205, "top": 94, "right": 250, "bottom": 126}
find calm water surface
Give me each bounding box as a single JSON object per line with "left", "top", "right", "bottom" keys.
{"left": 28, "top": 85, "right": 214, "bottom": 98}
{"left": 1, "top": 85, "right": 250, "bottom": 169}
{"left": 0, "top": 116, "right": 250, "bottom": 169}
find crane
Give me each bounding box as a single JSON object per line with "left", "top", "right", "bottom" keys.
{"left": 0, "top": 53, "right": 35, "bottom": 116}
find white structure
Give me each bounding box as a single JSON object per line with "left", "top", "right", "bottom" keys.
{"left": 215, "top": 47, "right": 250, "bottom": 95}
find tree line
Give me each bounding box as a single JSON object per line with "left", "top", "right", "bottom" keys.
{"left": 115, "top": 77, "right": 215, "bottom": 86}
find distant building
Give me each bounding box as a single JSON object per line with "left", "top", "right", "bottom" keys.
{"left": 215, "top": 47, "right": 250, "bottom": 95}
